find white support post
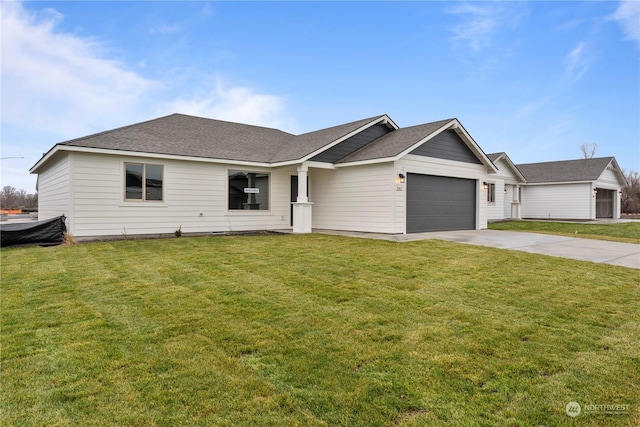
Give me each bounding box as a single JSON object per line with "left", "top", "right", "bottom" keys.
{"left": 511, "top": 184, "right": 521, "bottom": 219}
{"left": 297, "top": 167, "right": 308, "bottom": 203}
{"left": 293, "top": 164, "right": 313, "bottom": 233}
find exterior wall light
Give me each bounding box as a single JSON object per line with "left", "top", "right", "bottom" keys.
{"left": 483, "top": 181, "right": 488, "bottom": 190}
{"left": 398, "top": 173, "right": 406, "bottom": 184}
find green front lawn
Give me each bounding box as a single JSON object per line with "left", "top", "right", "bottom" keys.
{"left": 2, "top": 235, "right": 638, "bottom": 426}
{"left": 489, "top": 220, "right": 640, "bottom": 244}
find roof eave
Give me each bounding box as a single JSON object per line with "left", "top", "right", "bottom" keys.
{"left": 491, "top": 152, "right": 527, "bottom": 182}
{"left": 30, "top": 145, "right": 274, "bottom": 171}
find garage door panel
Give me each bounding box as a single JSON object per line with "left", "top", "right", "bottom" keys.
{"left": 407, "top": 174, "right": 476, "bottom": 232}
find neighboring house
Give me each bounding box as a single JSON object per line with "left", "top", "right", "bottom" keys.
{"left": 30, "top": 114, "right": 498, "bottom": 238}
{"left": 486, "top": 154, "right": 625, "bottom": 221}
{"left": 517, "top": 157, "right": 625, "bottom": 220}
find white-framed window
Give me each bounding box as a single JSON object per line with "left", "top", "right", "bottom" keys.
{"left": 125, "top": 163, "right": 164, "bottom": 201}
{"left": 228, "top": 170, "right": 270, "bottom": 210}
{"left": 487, "top": 182, "right": 496, "bottom": 203}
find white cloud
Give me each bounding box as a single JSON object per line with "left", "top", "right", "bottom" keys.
{"left": 159, "top": 78, "right": 295, "bottom": 132}
{"left": 0, "top": 1, "right": 293, "bottom": 137}
{"left": 0, "top": 1, "right": 158, "bottom": 138}
{"left": 0, "top": 1, "right": 294, "bottom": 191}
{"left": 447, "top": 2, "right": 526, "bottom": 52}
{"left": 611, "top": 0, "right": 640, "bottom": 47}
{"left": 565, "top": 42, "right": 590, "bottom": 83}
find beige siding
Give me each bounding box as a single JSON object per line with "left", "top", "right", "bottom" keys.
{"left": 37, "top": 153, "right": 71, "bottom": 223}
{"left": 521, "top": 183, "right": 592, "bottom": 219}
{"left": 311, "top": 163, "right": 396, "bottom": 233}
{"left": 396, "top": 155, "right": 489, "bottom": 231}
{"left": 69, "top": 152, "right": 293, "bottom": 237}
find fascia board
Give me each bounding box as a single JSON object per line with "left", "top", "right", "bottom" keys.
{"left": 30, "top": 144, "right": 62, "bottom": 173}
{"left": 499, "top": 153, "right": 527, "bottom": 182}
{"left": 523, "top": 180, "right": 594, "bottom": 186}
{"left": 302, "top": 161, "right": 336, "bottom": 169}
{"left": 30, "top": 145, "right": 272, "bottom": 172}
{"left": 449, "top": 120, "right": 499, "bottom": 173}
{"left": 334, "top": 157, "right": 394, "bottom": 168}
{"left": 606, "top": 158, "right": 628, "bottom": 186}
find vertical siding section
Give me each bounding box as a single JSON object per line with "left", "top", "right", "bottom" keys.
{"left": 37, "top": 153, "right": 71, "bottom": 224}
{"left": 396, "top": 155, "right": 489, "bottom": 231}
{"left": 69, "top": 152, "right": 294, "bottom": 237}
{"left": 521, "top": 183, "right": 592, "bottom": 219}
{"left": 311, "top": 163, "right": 395, "bottom": 233}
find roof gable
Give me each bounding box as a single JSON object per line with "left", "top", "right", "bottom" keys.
{"left": 410, "top": 129, "right": 481, "bottom": 164}
{"left": 516, "top": 157, "right": 619, "bottom": 183}
{"left": 271, "top": 115, "right": 390, "bottom": 163}
{"left": 486, "top": 152, "right": 526, "bottom": 182}
{"left": 309, "top": 123, "right": 393, "bottom": 163}
{"left": 338, "top": 119, "right": 497, "bottom": 172}
{"left": 336, "top": 119, "right": 453, "bottom": 163}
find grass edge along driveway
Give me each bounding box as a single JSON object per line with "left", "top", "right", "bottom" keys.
{"left": 488, "top": 220, "right": 640, "bottom": 244}
{"left": 2, "top": 234, "right": 639, "bottom": 426}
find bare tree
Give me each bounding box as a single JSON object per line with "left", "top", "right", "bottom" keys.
{"left": 0, "top": 186, "right": 38, "bottom": 210}
{"left": 579, "top": 143, "right": 599, "bottom": 159}
{"left": 621, "top": 169, "right": 640, "bottom": 214}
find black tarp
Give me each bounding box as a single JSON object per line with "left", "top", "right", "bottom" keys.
{"left": 1, "top": 216, "right": 67, "bottom": 247}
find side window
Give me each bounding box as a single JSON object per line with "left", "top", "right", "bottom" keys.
{"left": 125, "top": 163, "right": 163, "bottom": 201}
{"left": 487, "top": 183, "right": 496, "bottom": 203}
{"left": 228, "top": 170, "right": 269, "bottom": 210}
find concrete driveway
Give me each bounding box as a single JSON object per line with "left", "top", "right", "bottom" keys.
{"left": 316, "top": 229, "right": 640, "bottom": 269}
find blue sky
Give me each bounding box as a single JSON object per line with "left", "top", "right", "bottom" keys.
{"left": 1, "top": 0, "right": 639, "bottom": 192}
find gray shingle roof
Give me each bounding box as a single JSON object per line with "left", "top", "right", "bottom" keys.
{"left": 34, "top": 113, "right": 492, "bottom": 173}
{"left": 60, "top": 114, "right": 295, "bottom": 163}
{"left": 57, "top": 113, "right": 387, "bottom": 164}
{"left": 516, "top": 157, "right": 615, "bottom": 183}
{"left": 337, "top": 119, "right": 454, "bottom": 163}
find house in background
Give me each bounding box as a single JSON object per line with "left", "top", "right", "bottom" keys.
{"left": 30, "top": 113, "right": 498, "bottom": 239}
{"left": 517, "top": 157, "right": 625, "bottom": 220}
{"left": 486, "top": 154, "right": 625, "bottom": 221}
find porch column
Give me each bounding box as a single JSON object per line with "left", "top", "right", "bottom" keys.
{"left": 293, "top": 164, "right": 313, "bottom": 234}
{"left": 511, "top": 184, "right": 521, "bottom": 219}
